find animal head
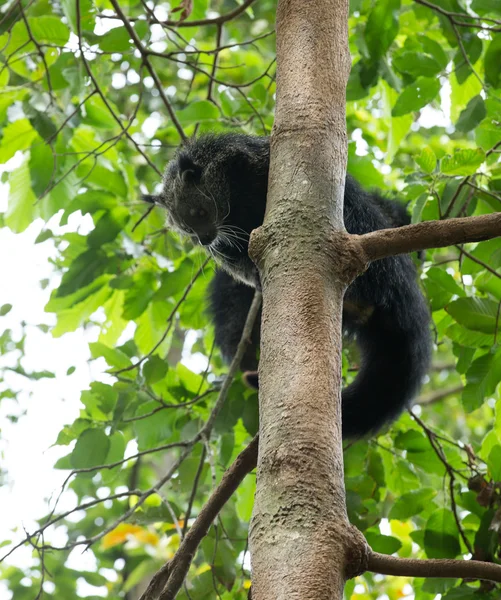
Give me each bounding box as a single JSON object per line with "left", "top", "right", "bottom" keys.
{"left": 145, "top": 151, "right": 231, "bottom": 248}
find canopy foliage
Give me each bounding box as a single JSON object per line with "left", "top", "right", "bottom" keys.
{"left": 0, "top": 0, "right": 500, "bottom": 598}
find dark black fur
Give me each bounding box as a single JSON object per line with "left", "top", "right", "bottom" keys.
{"left": 154, "top": 133, "right": 432, "bottom": 439}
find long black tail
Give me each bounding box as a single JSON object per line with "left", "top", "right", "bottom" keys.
{"left": 341, "top": 303, "right": 431, "bottom": 438}
{"left": 209, "top": 267, "right": 431, "bottom": 440}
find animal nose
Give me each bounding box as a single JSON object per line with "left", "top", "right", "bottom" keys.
{"left": 198, "top": 232, "right": 215, "bottom": 246}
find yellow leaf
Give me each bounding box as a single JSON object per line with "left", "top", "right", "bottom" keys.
{"left": 102, "top": 524, "right": 142, "bottom": 550}
{"left": 135, "top": 530, "right": 160, "bottom": 546}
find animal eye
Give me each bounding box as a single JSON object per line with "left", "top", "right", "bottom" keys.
{"left": 199, "top": 208, "right": 207, "bottom": 218}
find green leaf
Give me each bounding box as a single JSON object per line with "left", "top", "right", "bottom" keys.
{"left": 143, "top": 355, "right": 169, "bottom": 385}
{"left": 393, "top": 51, "right": 442, "bottom": 78}
{"left": 0, "top": 303, "right": 12, "bottom": 316}
{"left": 0, "top": 88, "right": 29, "bottom": 123}
{"left": 134, "top": 401, "right": 173, "bottom": 451}
{"left": 123, "top": 271, "right": 157, "bottom": 320}
{"left": 415, "top": 147, "right": 437, "bottom": 174}
{"left": 87, "top": 208, "right": 130, "bottom": 248}
{"left": 84, "top": 96, "right": 120, "bottom": 129}
{"left": 365, "top": 532, "right": 402, "bottom": 554}
{"left": 347, "top": 144, "right": 384, "bottom": 188}
{"left": 485, "top": 34, "right": 501, "bottom": 89}
{"left": 471, "top": 0, "right": 501, "bottom": 13}
{"left": 89, "top": 341, "right": 132, "bottom": 370}
{"left": 97, "top": 27, "right": 131, "bottom": 52}
{"left": 463, "top": 350, "right": 501, "bottom": 412}
{"left": 28, "top": 16, "right": 70, "bottom": 45}
{"left": 392, "top": 77, "right": 441, "bottom": 117}
{"left": 102, "top": 431, "right": 126, "bottom": 483}
{"left": 441, "top": 148, "right": 485, "bottom": 176}
{"left": 177, "top": 101, "right": 220, "bottom": 125}
{"left": 61, "top": 0, "right": 94, "bottom": 33}
{"left": 365, "top": 0, "right": 400, "bottom": 61}
{"left": 0, "top": 119, "right": 37, "bottom": 164}
{"left": 29, "top": 141, "right": 54, "bottom": 197}
{"left": 446, "top": 298, "right": 500, "bottom": 333}
{"left": 389, "top": 488, "right": 437, "bottom": 520}
{"left": 5, "top": 158, "right": 37, "bottom": 233}
{"left": 71, "top": 429, "right": 110, "bottom": 469}
{"left": 35, "top": 229, "right": 53, "bottom": 244}
{"left": 236, "top": 472, "right": 256, "bottom": 522}
{"left": 476, "top": 98, "right": 501, "bottom": 150}
{"left": 487, "top": 446, "right": 501, "bottom": 480}
{"left": 424, "top": 509, "right": 461, "bottom": 559}
{"left": 57, "top": 249, "right": 109, "bottom": 297}
{"left": 425, "top": 267, "right": 465, "bottom": 311}
{"left": 456, "top": 95, "right": 486, "bottom": 133}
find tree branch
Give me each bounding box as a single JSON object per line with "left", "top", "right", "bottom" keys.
{"left": 417, "top": 384, "right": 463, "bottom": 405}
{"left": 368, "top": 551, "right": 501, "bottom": 583}
{"left": 139, "top": 436, "right": 259, "bottom": 600}
{"left": 99, "top": 0, "right": 256, "bottom": 28}
{"left": 358, "top": 213, "right": 501, "bottom": 263}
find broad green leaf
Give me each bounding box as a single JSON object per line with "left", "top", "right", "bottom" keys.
{"left": 5, "top": 158, "right": 37, "bottom": 233}
{"left": 71, "top": 429, "right": 110, "bottom": 469}
{"left": 87, "top": 208, "right": 130, "bottom": 247}
{"left": 347, "top": 145, "right": 384, "bottom": 188}
{"left": 389, "top": 488, "right": 437, "bottom": 520}
{"left": 51, "top": 284, "right": 113, "bottom": 337}
{"left": 143, "top": 355, "right": 169, "bottom": 385}
{"left": 236, "top": 472, "right": 256, "bottom": 522}
{"left": 415, "top": 147, "right": 437, "bottom": 174}
{"left": 424, "top": 509, "right": 461, "bottom": 559}
{"left": 84, "top": 96, "right": 120, "bottom": 130}
{"left": 392, "top": 77, "right": 441, "bottom": 117}
{"left": 365, "top": 0, "right": 400, "bottom": 61}
{"left": 0, "top": 88, "right": 29, "bottom": 122}
{"left": 487, "top": 446, "right": 501, "bottom": 480}
{"left": 62, "top": 0, "right": 94, "bottom": 32}
{"left": 123, "top": 271, "right": 157, "bottom": 320}
{"left": 450, "top": 71, "right": 483, "bottom": 121}
{"left": 476, "top": 98, "right": 501, "bottom": 150}
{"left": 485, "top": 34, "right": 501, "bottom": 89}
{"left": 0, "top": 304, "right": 12, "bottom": 316}
{"left": 28, "top": 16, "right": 70, "bottom": 45}
{"left": 57, "top": 249, "right": 110, "bottom": 297}
{"left": 496, "top": 398, "right": 501, "bottom": 442}
{"left": 89, "top": 341, "right": 132, "bottom": 370}
{"left": 102, "top": 431, "right": 126, "bottom": 483}
{"left": 97, "top": 27, "right": 131, "bottom": 52}
{"left": 463, "top": 350, "right": 501, "bottom": 412}
{"left": 134, "top": 401, "right": 173, "bottom": 451}
{"left": 365, "top": 532, "right": 402, "bottom": 554}
{"left": 446, "top": 324, "right": 495, "bottom": 348}
{"left": 446, "top": 297, "right": 500, "bottom": 333}
{"left": 29, "top": 141, "right": 54, "bottom": 198}
{"left": 441, "top": 148, "right": 485, "bottom": 176}
{"left": 471, "top": 0, "right": 501, "bottom": 13}
{"left": 456, "top": 95, "right": 486, "bottom": 133}
{"left": 177, "top": 101, "right": 220, "bottom": 125}
{"left": 393, "top": 51, "right": 442, "bottom": 78}
{"left": 0, "top": 119, "right": 37, "bottom": 164}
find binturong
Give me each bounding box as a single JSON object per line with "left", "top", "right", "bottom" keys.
{"left": 146, "top": 133, "right": 432, "bottom": 439}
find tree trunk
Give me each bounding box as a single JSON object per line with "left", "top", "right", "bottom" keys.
{"left": 248, "top": 0, "right": 367, "bottom": 598}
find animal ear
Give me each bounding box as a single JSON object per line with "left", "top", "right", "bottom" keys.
{"left": 142, "top": 194, "right": 159, "bottom": 204}
{"left": 178, "top": 153, "right": 202, "bottom": 183}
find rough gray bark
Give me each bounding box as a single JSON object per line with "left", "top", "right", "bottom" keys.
{"left": 248, "top": 0, "right": 368, "bottom": 598}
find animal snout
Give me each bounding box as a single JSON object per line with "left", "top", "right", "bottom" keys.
{"left": 198, "top": 231, "right": 216, "bottom": 246}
